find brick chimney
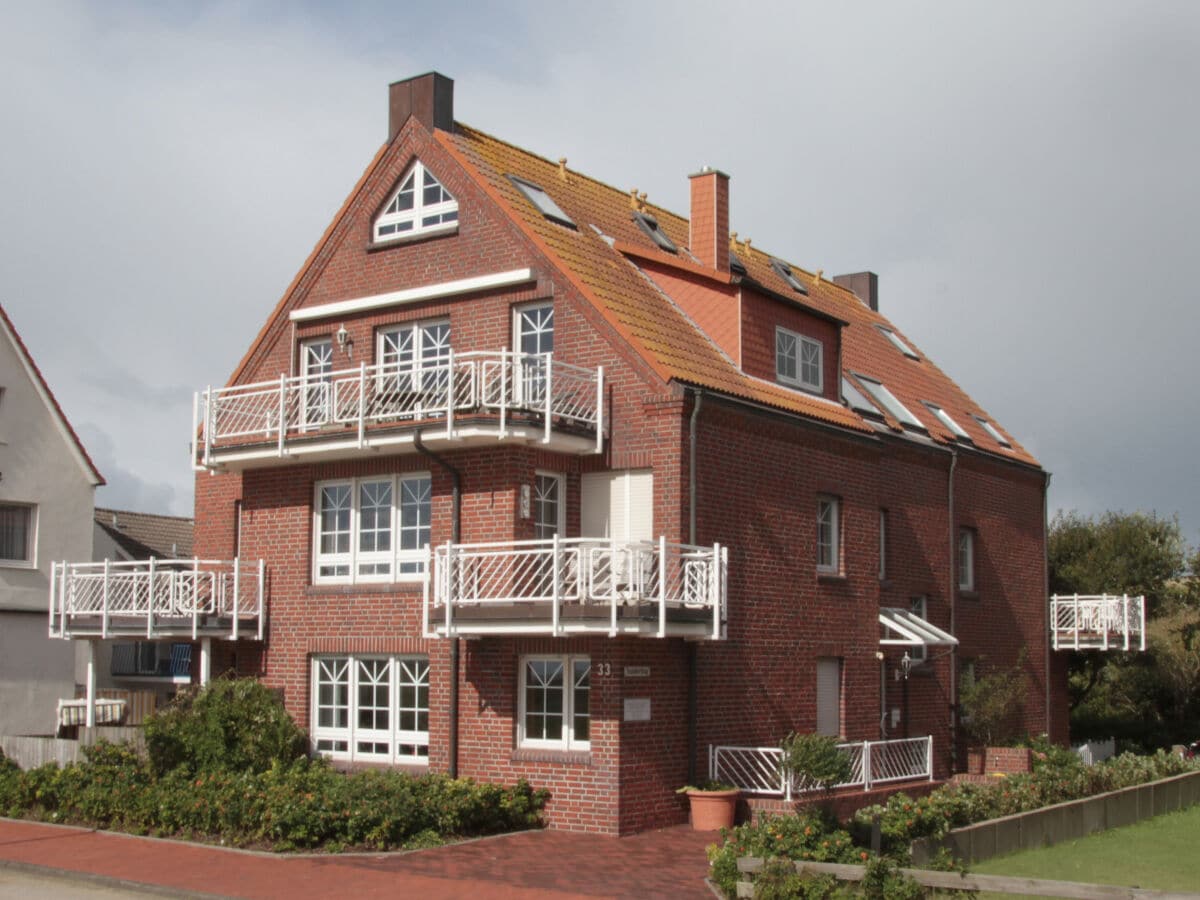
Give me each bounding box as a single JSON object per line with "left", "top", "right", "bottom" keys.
{"left": 388, "top": 72, "right": 454, "bottom": 141}
{"left": 689, "top": 167, "right": 730, "bottom": 273}
{"left": 833, "top": 271, "right": 879, "bottom": 311}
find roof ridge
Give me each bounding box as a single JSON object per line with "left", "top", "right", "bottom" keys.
{"left": 95, "top": 506, "right": 193, "bottom": 523}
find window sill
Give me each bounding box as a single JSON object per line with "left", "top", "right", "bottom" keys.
{"left": 0, "top": 560, "right": 35, "bottom": 570}
{"left": 367, "top": 224, "right": 458, "bottom": 252}
{"left": 511, "top": 748, "right": 592, "bottom": 766}
{"left": 817, "top": 573, "right": 848, "bottom": 584}
{"left": 305, "top": 582, "right": 423, "bottom": 598}
{"left": 958, "top": 589, "right": 980, "bottom": 601}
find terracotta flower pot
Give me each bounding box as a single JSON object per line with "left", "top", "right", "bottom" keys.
{"left": 686, "top": 789, "right": 739, "bottom": 830}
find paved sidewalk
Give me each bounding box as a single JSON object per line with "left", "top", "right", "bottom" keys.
{"left": 0, "top": 819, "right": 716, "bottom": 898}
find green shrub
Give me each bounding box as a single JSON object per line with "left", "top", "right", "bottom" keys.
{"left": 781, "top": 733, "right": 853, "bottom": 792}
{"left": 143, "top": 679, "right": 308, "bottom": 777}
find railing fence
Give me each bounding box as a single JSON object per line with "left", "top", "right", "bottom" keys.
{"left": 1050, "top": 594, "right": 1146, "bottom": 651}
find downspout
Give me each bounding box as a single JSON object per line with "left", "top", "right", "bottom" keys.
{"left": 687, "top": 388, "right": 704, "bottom": 785}
{"left": 948, "top": 448, "right": 958, "bottom": 770}
{"left": 1043, "top": 471, "right": 1053, "bottom": 740}
{"left": 415, "top": 429, "right": 462, "bottom": 778}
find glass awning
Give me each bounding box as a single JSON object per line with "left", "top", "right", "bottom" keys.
{"left": 880, "top": 607, "right": 958, "bottom": 647}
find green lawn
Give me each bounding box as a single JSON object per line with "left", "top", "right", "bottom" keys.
{"left": 968, "top": 803, "right": 1200, "bottom": 895}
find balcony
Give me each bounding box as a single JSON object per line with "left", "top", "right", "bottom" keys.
{"left": 49, "top": 559, "right": 265, "bottom": 641}
{"left": 1051, "top": 593, "right": 1146, "bottom": 651}
{"left": 424, "top": 537, "right": 727, "bottom": 639}
{"left": 193, "top": 351, "right": 604, "bottom": 471}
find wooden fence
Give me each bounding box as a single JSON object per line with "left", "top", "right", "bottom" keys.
{"left": 1, "top": 727, "right": 145, "bottom": 769}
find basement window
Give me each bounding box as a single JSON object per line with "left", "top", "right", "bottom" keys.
{"left": 374, "top": 161, "right": 459, "bottom": 243}
{"left": 923, "top": 402, "right": 971, "bottom": 440}
{"left": 877, "top": 326, "right": 919, "bottom": 360}
{"left": 508, "top": 176, "right": 576, "bottom": 228}
{"left": 853, "top": 375, "right": 925, "bottom": 431}
{"left": 973, "top": 416, "right": 1012, "bottom": 448}
{"left": 633, "top": 212, "right": 677, "bottom": 253}
{"left": 770, "top": 259, "right": 809, "bottom": 295}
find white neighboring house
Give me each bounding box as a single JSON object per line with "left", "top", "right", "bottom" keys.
{"left": 0, "top": 305, "right": 103, "bottom": 736}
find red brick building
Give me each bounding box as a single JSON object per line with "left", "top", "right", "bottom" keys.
{"left": 63, "top": 73, "right": 1069, "bottom": 834}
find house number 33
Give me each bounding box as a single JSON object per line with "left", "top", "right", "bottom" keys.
{"left": 595, "top": 663, "right": 612, "bottom": 676}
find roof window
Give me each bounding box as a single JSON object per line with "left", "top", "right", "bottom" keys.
{"left": 633, "top": 212, "right": 677, "bottom": 253}
{"left": 842, "top": 376, "right": 878, "bottom": 416}
{"left": 770, "top": 259, "right": 809, "bottom": 295}
{"left": 973, "top": 415, "right": 1011, "bottom": 447}
{"left": 923, "top": 402, "right": 971, "bottom": 439}
{"left": 877, "top": 326, "right": 919, "bottom": 359}
{"left": 508, "top": 176, "right": 576, "bottom": 228}
{"left": 729, "top": 251, "right": 747, "bottom": 276}
{"left": 853, "top": 374, "right": 925, "bottom": 430}
{"left": 374, "top": 161, "right": 458, "bottom": 243}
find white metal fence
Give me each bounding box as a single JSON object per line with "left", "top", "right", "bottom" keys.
{"left": 49, "top": 558, "right": 265, "bottom": 640}
{"left": 194, "top": 350, "right": 604, "bottom": 466}
{"left": 710, "top": 736, "right": 934, "bottom": 799}
{"left": 425, "top": 537, "right": 727, "bottom": 639}
{"left": 1050, "top": 594, "right": 1146, "bottom": 651}
{"left": 1074, "top": 738, "right": 1116, "bottom": 766}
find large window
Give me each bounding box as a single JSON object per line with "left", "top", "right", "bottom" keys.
{"left": 374, "top": 161, "right": 458, "bottom": 243}
{"left": 312, "top": 655, "right": 429, "bottom": 763}
{"left": 816, "top": 496, "right": 840, "bottom": 574}
{"left": 314, "top": 474, "right": 431, "bottom": 583}
{"left": 519, "top": 655, "right": 590, "bottom": 751}
{"left": 515, "top": 303, "right": 554, "bottom": 405}
{"left": 776, "top": 327, "right": 823, "bottom": 393}
{"left": 300, "top": 338, "right": 334, "bottom": 427}
{"left": 0, "top": 503, "right": 33, "bottom": 566}
{"left": 377, "top": 320, "right": 451, "bottom": 400}
{"left": 958, "top": 528, "right": 976, "bottom": 592}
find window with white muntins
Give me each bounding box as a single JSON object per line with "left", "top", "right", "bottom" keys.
{"left": 377, "top": 320, "right": 451, "bottom": 398}
{"left": 374, "top": 161, "right": 459, "bottom": 243}
{"left": 776, "top": 327, "right": 823, "bottom": 393}
{"left": 311, "top": 655, "right": 429, "bottom": 764}
{"left": 514, "top": 303, "right": 554, "bottom": 405}
{"left": 519, "top": 655, "right": 590, "bottom": 751}
{"left": 958, "top": 528, "right": 976, "bottom": 592}
{"left": 817, "top": 496, "right": 840, "bottom": 574}
{"left": 314, "top": 474, "right": 431, "bottom": 583}
{"left": 0, "top": 503, "right": 34, "bottom": 567}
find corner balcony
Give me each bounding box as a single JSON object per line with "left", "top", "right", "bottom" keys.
{"left": 1051, "top": 593, "right": 1146, "bottom": 651}
{"left": 424, "top": 537, "right": 727, "bottom": 639}
{"left": 49, "top": 559, "right": 265, "bottom": 641}
{"left": 193, "top": 351, "right": 604, "bottom": 472}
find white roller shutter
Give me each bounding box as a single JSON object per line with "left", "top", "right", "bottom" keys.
{"left": 816, "top": 657, "right": 842, "bottom": 737}
{"left": 581, "top": 470, "right": 653, "bottom": 540}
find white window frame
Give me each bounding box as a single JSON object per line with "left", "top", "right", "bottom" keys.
{"left": 313, "top": 473, "right": 431, "bottom": 585}
{"left": 0, "top": 502, "right": 36, "bottom": 568}
{"left": 373, "top": 161, "right": 459, "bottom": 244}
{"left": 776, "top": 327, "right": 823, "bottom": 393}
{"left": 877, "top": 326, "right": 919, "bottom": 359}
{"left": 854, "top": 374, "right": 925, "bottom": 430}
{"left": 910, "top": 596, "right": 928, "bottom": 664}
{"left": 924, "top": 402, "right": 971, "bottom": 440}
{"left": 513, "top": 303, "right": 554, "bottom": 406}
{"left": 533, "top": 471, "right": 566, "bottom": 539}
{"left": 958, "top": 528, "right": 976, "bottom": 592}
{"left": 878, "top": 509, "right": 887, "bottom": 581}
{"left": 310, "top": 654, "right": 430, "bottom": 764}
{"left": 973, "top": 415, "right": 1012, "bottom": 448}
{"left": 518, "top": 654, "right": 591, "bottom": 752}
{"left": 299, "top": 337, "right": 334, "bottom": 428}
{"left": 376, "top": 319, "right": 452, "bottom": 399}
{"left": 816, "top": 495, "right": 840, "bottom": 575}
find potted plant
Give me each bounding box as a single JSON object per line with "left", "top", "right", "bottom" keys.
{"left": 779, "top": 732, "right": 852, "bottom": 798}
{"left": 677, "top": 779, "right": 739, "bottom": 830}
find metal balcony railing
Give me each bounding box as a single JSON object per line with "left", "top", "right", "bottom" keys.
{"left": 1050, "top": 593, "right": 1146, "bottom": 651}
{"left": 424, "top": 537, "right": 727, "bottom": 639}
{"left": 193, "top": 351, "right": 604, "bottom": 467}
{"left": 49, "top": 559, "right": 265, "bottom": 641}
{"left": 710, "top": 736, "right": 934, "bottom": 799}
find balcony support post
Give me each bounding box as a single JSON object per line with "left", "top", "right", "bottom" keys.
{"left": 594, "top": 365, "right": 605, "bottom": 454}
{"left": 231, "top": 559, "right": 240, "bottom": 640}
{"left": 277, "top": 374, "right": 287, "bottom": 458}
{"left": 84, "top": 640, "right": 96, "bottom": 729}
{"left": 543, "top": 352, "right": 552, "bottom": 444}
{"left": 551, "top": 533, "right": 561, "bottom": 637}
{"left": 60, "top": 562, "right": 68, "bottom": 637}
{"left": 191, "top": 391, "right": 201, "bottom": 470}
{"left": 203, "top": 386, "right": 213, "bottom": 470}
{"left": 711, "top": 542, "right": 722, "bottom": 640}
{"left": 192, "top": 557, "right": 201, "bottom": 641}
{"left": 257, "top": 559, "right": 265, "bottom": 641}
{"left": 498, "top": 349, "right": 508, "bottom": 439}
{"left": 657, "top": 535, "right": 667, "bottom": 638}
{"left": 1073, "top": 593, "right": 1080, "bottom": 651}
{"left": 422, "top": 545, "right": 431, "bottom": 638}
{"left": 927, "top": 735, "right": 935, "bottom": 780}
{"left": 446, "top": 348, "right": 455, "bottom": 440}
{"left": 357, "top": 362, "right": 366, "bottom": 449}
{"left": 1139, "top": 594, "right": 1147, "bottom": 651}
{"left": 47, "top": 562, "right": 56, "bottom": 638}
{"left": 863, "top": 741, "right": 873, "bottom": 791}
{"left": 101, "top": 558, "right": 110, "bottom": 640}
{"left": 199, "top": 637, "right": 212, "bottom": 686}
{"left": 444, "top": 541, "right": 455, "bottom": 637}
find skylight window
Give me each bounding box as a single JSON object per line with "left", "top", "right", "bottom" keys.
{"left": 508, "top": 176, "right": 576, "bottom": 228}
{"left": 633, "top": 212, "right": 677, "bottom": 253}
{"left": 729, "top": 251, "right": 747, "bottom": 275}
{"left": 973, "top": 415, "right": 1011, "bottom": 447}
{"left": 374, "top": 161, "right": 458, "bottom": 243}
{"left": 854, "top": 375, "right": 925, "bottom": 430}
{"left": 877, "top": 326, "right": 919, "bottom": 360}
{"left": 770, "top": 259, "right": 809, "bottom": 295}
{"left": 842, "top": 376, "right": 878, "bottom": 416}
{"left": 923, "top": 402, "right": 971, "bottom": 439}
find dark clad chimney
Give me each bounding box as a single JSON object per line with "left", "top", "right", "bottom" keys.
{"left": 388, "top": 72, "right": 454, "bottom": 141}
{"left": 833, "top": 271, "right": 879, "bottom": 311}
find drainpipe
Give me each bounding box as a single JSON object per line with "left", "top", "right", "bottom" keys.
{"left": 1043, "top": 471, "right": 1053, "bottom": 741}
{"left": 687, "top": 389, "right": 703, "bottom": 785}
{"left": 415, "top": 429, "right": 462, "bottom": 778}
{"left": 947, "top": 449, "right": 958, "bottom": 770}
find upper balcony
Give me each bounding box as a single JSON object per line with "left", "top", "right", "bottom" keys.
{"left": 1051, "top": 593, "right": 1146, "bottom": 652}
{"left": 49, "top": 559, "right": 265, "bottom": 641}
{"left": 193, "top": 351, "right": 604, "bottom": 472}
{"left": 423, "top": 537, "right": 727, "bottom": 640}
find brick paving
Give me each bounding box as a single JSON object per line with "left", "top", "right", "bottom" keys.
{"left": 0, "top": 819, "right": 717, "bottom": 898}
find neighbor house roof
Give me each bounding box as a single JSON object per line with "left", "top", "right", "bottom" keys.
{"left": 95, "top": 507, "right": 194, "bottom": 560}
{"left": 0, "top": 304, "right": 105, "bottom": 486}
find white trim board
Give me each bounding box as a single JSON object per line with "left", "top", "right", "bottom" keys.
{"left": 289, "top": 268, "right": 537, "bottom": 323}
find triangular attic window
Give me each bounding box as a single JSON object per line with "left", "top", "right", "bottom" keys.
{"left": 375, "top": 161, "right": 459, "bottom": 243}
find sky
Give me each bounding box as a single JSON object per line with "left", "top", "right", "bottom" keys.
{"left": 2, "top": 1, "right": 1198, "bottom": 542}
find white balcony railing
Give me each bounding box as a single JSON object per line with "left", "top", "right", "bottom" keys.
{"left": 194, "top": 351, "right": 604, "bottom": 468}
{"left": 710, "top": 736, "right": 934, "bottom": 800}
{"left": 424, "top": 537, "right": 727, "bottom": 639}
{"left": 1050, "top": 593, "right": 1146, "bottom": 651}
{"left": 49, "top": 559, "right": 265, "bottom": 641}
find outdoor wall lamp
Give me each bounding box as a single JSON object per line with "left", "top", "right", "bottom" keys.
{"left": 336, "top": 324, "right": 353, "bottom": 359}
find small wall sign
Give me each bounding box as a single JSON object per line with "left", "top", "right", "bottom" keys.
{"left": 623, "top": 698, "right": 651, "bottom": 722}
{"left": 623, "top": 666, "right": 650, "bottom": 678}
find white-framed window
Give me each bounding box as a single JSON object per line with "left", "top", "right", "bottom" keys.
{"left": 314, "top": 474, "right": 431, "bottom": 584}
{"left": 910, "top": 596, "right": 928, "bottom": 663}
{"left": 374, "top": 161, "right": 458, "bottom": 243}
{"left": 877, "top": 326, "right": 919, "bottom": 359}
{"left": 311, "top": 655, "right": 430, "bottom": 763}
{"left": 853, "top": 374, "right": 925, "bottom": 430}
{"left": 509, "top": 176, "right": 575, "bottom": 228}
{"left": 973, "top": 415, "right": 1012, "bottom": 448}
{"left": 533, "top": 471, "right": 565, "bottom": 539}
{"left": 958, "top": 527, "right": 976, "bottom": 592}
{"left": 816, "top": 495, "right": 840, "bottom": 574}
{"left": 299, "top": 338, "right": 334, "bottom": 427}
{"left": 776, "top": 327, "right": 823, "bottom": 393}
{"left": 377, "top": 320, "right": 451, "bottom": 398}
{"left": 514, "top": 302, "right": 554, "bottom": 405}
{"left": 519, "top": 655, "right": 590, "bottom": 751}
{"left": 923, "top": 402, "right": 971, "bottom": 440}
{"left": 0, "top": 503, "right": 35, "bottom": 567}
{"left": 878, "top": 509, "right": 888, "bottom": 581}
